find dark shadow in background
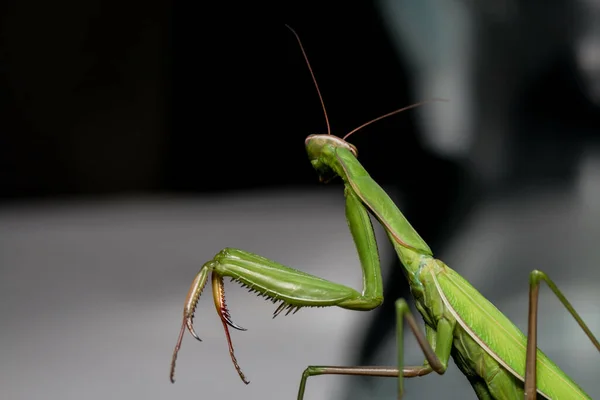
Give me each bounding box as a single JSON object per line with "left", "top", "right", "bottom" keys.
{"left": 0, "top": 1, "right": 169, "bottom": 198}
{"left": 0, "top": 2, "right": 468, "bottom": 196}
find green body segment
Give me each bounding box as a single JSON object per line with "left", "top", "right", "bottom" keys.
{"left": 334, "top": 147, "right": 432, "bottom": 258}
{"left": 437, "top": 267, "right": 589, "bottom": 399}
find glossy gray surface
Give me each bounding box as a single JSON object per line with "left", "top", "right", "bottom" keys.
{"left": 1, "top": 182, "right": 599, "bottom": 399}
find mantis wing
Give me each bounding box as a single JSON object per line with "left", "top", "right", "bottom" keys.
{"left": 436, "top": 267, "right": 589, "bottom": 400}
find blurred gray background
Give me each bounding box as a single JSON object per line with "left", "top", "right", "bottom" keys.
{"left": 1, "top": 1, "right": 600, "bottom": 399}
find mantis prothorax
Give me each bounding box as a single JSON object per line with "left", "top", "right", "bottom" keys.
{"left": 169, "top": 25, "right": 600, "bottom": 399}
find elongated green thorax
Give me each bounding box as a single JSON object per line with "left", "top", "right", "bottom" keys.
{"left": 305, "top": 134, "right": 432, "bottom": 272}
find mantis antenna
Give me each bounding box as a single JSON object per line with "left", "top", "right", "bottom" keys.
{"left": 286, "top": 24, "right": 332, "bottom": 136}
{"left": 342, "top": 97, "right": 448, "bottom": 140}
{"left": 286, "top": 24, "right": 448, "bottom": 142}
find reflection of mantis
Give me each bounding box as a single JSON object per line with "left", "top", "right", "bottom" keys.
{"left": 169, "top": 26, "right": 600, "bottom": 399}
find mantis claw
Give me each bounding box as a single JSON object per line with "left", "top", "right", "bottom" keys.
{"left": 185, "top": 318, "right": 202, "bottom": 341}
{"left": 170, "top": 266, "right": 211, "bottom": 383}
{"left": 223, "top": 314, "right": 247, "bottom": 331}
{"left": 171, "top": 262, "right": 251, "bottom": 385}
{"left": 213, "top": 272, "right": 247, "bottom": 331}
{"left": 212, "top": 271, "right": 250, "bottom": 384}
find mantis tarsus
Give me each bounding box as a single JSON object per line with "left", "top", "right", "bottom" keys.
{"left": 169, "top": 25, "right": 600, "bottom": 399}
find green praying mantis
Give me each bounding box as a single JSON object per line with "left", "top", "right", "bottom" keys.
{"left": 169, "top": 26, "right": 600, "bottom": 399}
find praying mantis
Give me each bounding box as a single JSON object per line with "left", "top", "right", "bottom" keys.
{"left": 169, "top": 26, "right": 600, "bottom": 399}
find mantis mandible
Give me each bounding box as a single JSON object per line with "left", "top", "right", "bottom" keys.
{"left": 169, "top": 25, "right": 600, "bottom": 399}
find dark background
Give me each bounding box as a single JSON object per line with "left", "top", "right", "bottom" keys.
{"left": 3, "top": 2, "right": 596, "bottom": 197}
{"left": 0, "top": 2, "right": 431, "bottom": 199}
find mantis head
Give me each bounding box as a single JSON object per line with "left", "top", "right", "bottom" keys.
{"left": 305, "top": 134, "right": 358, "bottom": 183}
{"left": 288, "top": 24, "right": 445, "bottom": 185}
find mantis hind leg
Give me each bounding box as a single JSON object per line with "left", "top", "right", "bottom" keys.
{"left": 524, "top": 270, "right": 600, "bottom": 400}
{"left": 296, "top": 299, "right": 452, "bottom": 400}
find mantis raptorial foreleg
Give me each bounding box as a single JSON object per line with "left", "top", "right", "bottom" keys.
{"left": 170, "top": 185, "right": 385, "bottom": 384}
